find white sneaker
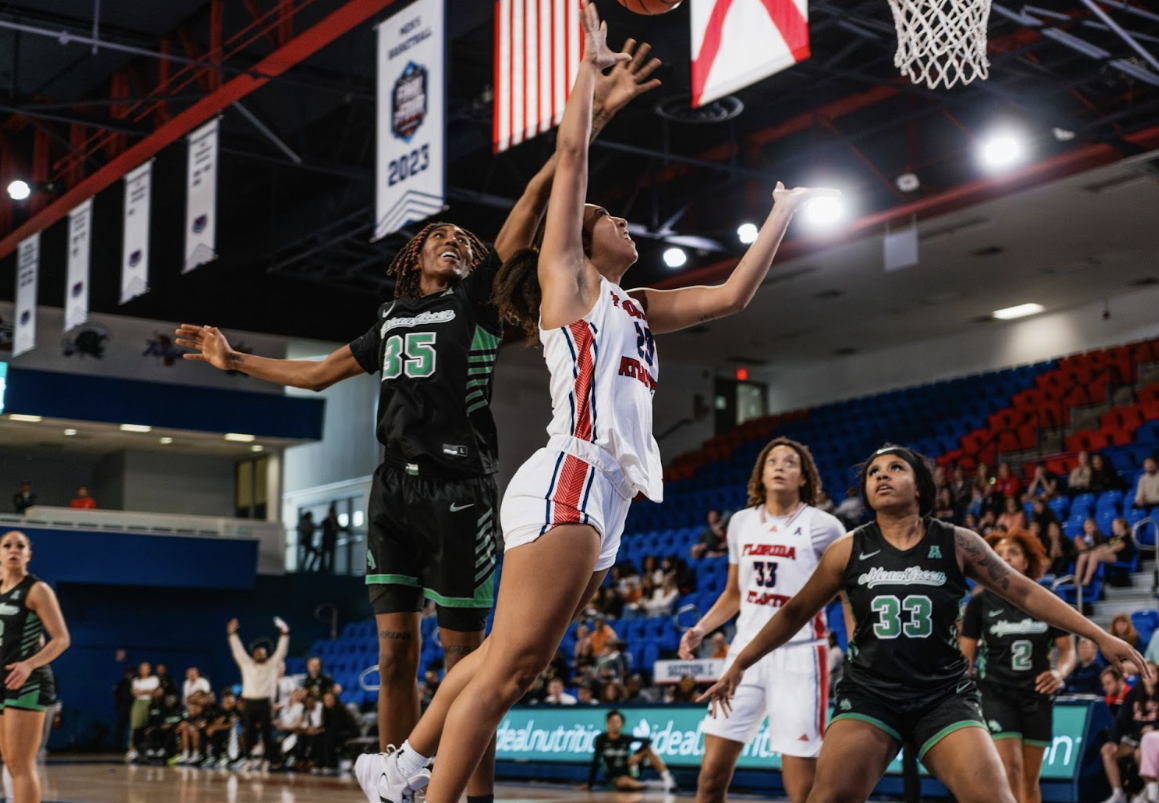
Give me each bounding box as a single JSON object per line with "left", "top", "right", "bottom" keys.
{"left": 1103, "top": 791, "right": 1127, "bottom": 803}
{"left": 354, "top": 747, "right": 431, "bottom": 803}
{"left": 1131, "top": 793, "right": 1150, "bottom": 803}
{"left": 661, "top": 772, "right": 677, "bottom": 792}
{"left": 125, "top": 749, "right": 139, "bottom": 763}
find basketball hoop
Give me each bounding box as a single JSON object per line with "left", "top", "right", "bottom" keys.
{"left": 887, "top": 0, "right": 993, "bottom": 90}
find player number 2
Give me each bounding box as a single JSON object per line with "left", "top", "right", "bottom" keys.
{"left": 383, "top": 332, "right": 437, "bottom": 379}
{"left": 1011, "top": 639, "right": 1032, "bottom": 671}
{"left": 869, "top": 594, "right": 933, "bottom": 639}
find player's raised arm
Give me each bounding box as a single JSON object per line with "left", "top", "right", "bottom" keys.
{"left": 629, "top": 183, "right": 839, "bottom": 335}
{"left": 537, "top": 0, "right": 630, "bottom": 329}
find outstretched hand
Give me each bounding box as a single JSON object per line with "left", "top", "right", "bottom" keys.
{"left": 1098, "top": 633, "right": 1152, "bottom": 682}
{"left": 771, "top": 181, "right": 843, "bottom": 212}
{"left": 176, "top": 324, "right": 235, "bottom": 371}
{"left": 581, "top": 0, "right": 631, "bottom": 72}
{"left": 227, "top": 618, "right": 239, "bottom": 635}
{"left": 696, "top": 663, "right": 745, "bottom": 719}
{"left": 594, "top": 38, "right": 662, "bottom": 116}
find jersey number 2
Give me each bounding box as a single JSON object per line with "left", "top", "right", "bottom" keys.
{"left": 383, "top": 332, "right": 437, "bottom": 379}
{"left": 869, "top": 594, "right": 933, "bottom": 639}
{"left": 1011, "top": 639, "right": 1033, "bottom": 671}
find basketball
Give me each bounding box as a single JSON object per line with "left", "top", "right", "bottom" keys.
{"left": 616, "top": 0, "right": 682, "bottom": 15}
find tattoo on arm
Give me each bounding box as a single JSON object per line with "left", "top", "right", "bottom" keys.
{"left": 378, "top": 630, "right": 413, "bottom": 641}
{"left": 443, "top": 645, "right": 475, "bottom": 656}
{"left": 956, "top": 530, "right": 1011, "bottom": 591}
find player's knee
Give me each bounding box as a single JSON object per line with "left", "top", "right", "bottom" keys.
{"left": 696, "top": 763, "right": 731, "bottom": 799}
{"left": 1101, "top": 741, "right": 1118, "bottom": 758}
{"left": 495, "top": 651, "right": 550, "bottom": 702}
{"left": 378, "top": 644, "right": 419, "bottom": 683}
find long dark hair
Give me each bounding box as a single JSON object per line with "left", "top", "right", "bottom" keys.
{"left": 745, "top": 437, "right": 822, "bottom": 507}
{"left": 492, "top": 207, "right": 601, "bottom": 342}
{"left": 857, "top": 444, "right": 938, "bottom": 517}
{"left": 386, "top": 221, "right": 486, "bottom": 299}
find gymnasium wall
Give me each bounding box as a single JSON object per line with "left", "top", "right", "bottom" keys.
{"left": 0, "top": 448, "right": 101, "bottom": 508}
{"left": 759, "top": 285, "right": 1159, "bottom": 414}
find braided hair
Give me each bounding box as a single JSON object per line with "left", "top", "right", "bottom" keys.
{"left": 385, "top": 222, "right": 487, "bottom": 299}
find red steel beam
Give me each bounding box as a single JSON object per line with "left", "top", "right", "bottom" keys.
{"left": 0, "top": 0, "right": 400, "bottom": 261}
{"left": 652, "top": 124, "right": 1159, "bottom": 291}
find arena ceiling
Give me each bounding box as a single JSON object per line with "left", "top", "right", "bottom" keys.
{"left": 1, "top": 0, "right": 1158, "bottom": 350}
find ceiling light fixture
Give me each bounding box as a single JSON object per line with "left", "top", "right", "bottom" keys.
{"left": 63, "top": 428, "right": 77, "bottom": 436}
{"left": 120, "top": 423, "right": 153, "bottom": 433}
{"left": 662, "top": 247, "right": 687, "bottom": 269}
{"left": 159, "top": 436, "right": 174, "bottom": 444}
{"left": 6, "top": 180, "right": 30, "bottom": 201}
{"left": 8, "top": 414, "right": 42, "bottom": 422}
{"left": 736, "top": 223, "right": 758, "bottom": 244}
{"left": 802, "top": 196, "right": 847, "bottom": 227}
{"left": 225, "top": 433, "right": 256, "bottom": 442}
{"left": 992, "top": 303, "right": 1044, "bottom": 320}
{"left": 979, "top": 130, "right": 1028, "bottom": 171}
{"left": 251, "top": 444, "right": 264, "bottom": 452}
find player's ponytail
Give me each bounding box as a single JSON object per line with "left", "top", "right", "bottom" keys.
{"left": 493, "top": 247, "right": 543, "bottom": 343}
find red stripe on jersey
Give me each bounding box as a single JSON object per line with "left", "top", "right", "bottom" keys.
{"left": 551, "top": 454, "right": 588, "bottom": 525}
{"left": 816, "top": 643, "right": 829, "bottom": 735}
{"left": 812, "top": 610, "right": 825, "bottom": 641}
{"left": 569, "top": 321, "right": 595, "bottom": 441}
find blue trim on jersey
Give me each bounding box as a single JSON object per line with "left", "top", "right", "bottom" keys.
{"left": 541, "top": 452, "right": 566, "bottom": 536}
{"left": 587, "top": 323, "right": 599, "bottom": 444}
{"left": 562, "top": 326, "right": 579, "bottom": 435}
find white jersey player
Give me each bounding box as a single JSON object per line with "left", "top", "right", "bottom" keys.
{"left": 680, "top": 438, "right": 845, "bottom": 803}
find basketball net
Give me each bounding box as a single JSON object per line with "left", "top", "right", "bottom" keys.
{"left": 888, "top": 0, "right": 993, "bottom": 90}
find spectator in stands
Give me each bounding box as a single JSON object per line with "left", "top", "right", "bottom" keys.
{"left": 710, "top": 632, "right": 729, "bottom": 659}
{"left": 624, "top": 674, "right": 659, "bottom": 703}
{"left": 934, "top": 487, "right": 957, "bottom": 524}
{"left": 1044, "top": 520, "right": 1076, "bottom": 577}
{"left": 228, "top": 616, "right": 290, "bottom": 769}
{"left": 1069, "top": 451, "right": 1093, "bottom": 494}
{"left": 973, "top": 462, "right": 993, "bottom": 495}
{"left": 665, "top": 675, "right": 700, "bottom": 703}
{"left": 1098, "top": 662, "right": 1159, "bottom": 803}
{"left": 667, "top": 555, "right": 697, "bottom": 593}
{"left": 1066, "top": 638, "right": 1105, "bottom": 694}
{"left": 589, "top": 616, "right": 618, "bottom": 657}
{"left": 302, "top": 657, "right": 335, "bottom": 697}
{"left": 641, "top": 574, "right": 679, "bottom": 617}
{"left": 691, "top": 510, "right": 728, "bottom": 559}
{"left": 1102, "top": 666, "right": 1131, "bottom": 715}
{"left": 933, "top": 465, "right": 947, "bottom": 495}
{"left": 576, "top": 684, "right": 597, "bottom": 705}
{"left": 182, "top": 667, "right": 210, "bottom": 706}
{"left": 1137, "top": 729, "right": 1159, "bottom": 803}
{"left": 11, "top": 480, "right": 36, "bottom": 514}
{"left": 601, "top": 681, "right": 627, "bottom": 704}
{"left": 519, "top": 674, "right": 547, "bottom": 705}
{"left": 1109, "top": 614, "right": 1141, "bottom": 649}
{"left": 949, "top": 465, "right": 972, "bottom": 512}
{"left": 320, "top": 504, "right": 340, "bottom": 574}
{"left": 204, "top": 692, "right": 240, "bottom": 768}
{"left": 113, "top": 667, "right": 134, "bottom": 751}
{"left": 544, "top": 678, "right": 578, "bottom": 705}
{"left": 641, "top": 556, "right": 663, "bottom": 587}
{"left": 618, "top": 577, "right": 643, "bottom": 617}
{"left": 313, "top": 691, "right": 358, "bottom": 774}
{"left": 592, "top": 585, "right": 625, "bottom": 619}
{"left": 1024, "top": 462, "right": 1058, "bottom": 501}
{"left": 127, "top": 662, "right": 159, "bottom": 761}
{"left": 155, "top": 664, "right": 178, "bottom": 698}
{"left": 297, "top": 512, "right": 317, "bottom": 572}
{"left": 1077, "top": 517, "right": 1135, "bottom": 586}
{"left": 995, "top": 462, "right": 1022, "bottom": 499}
{"left": 833, "top": 493, "right": 865, "bottom": 527}
{"left": 275, "top": 687, "right": 312, "bottom": 768}
{"left": 69, "top": 485, "right": 97, "bottom": 509}
{"left": 597, "top": 640, "right": 631, "bottom": 683}
{"left": 814, "top": 490, "right": 837, "bottom": 516}
{"left": 420, "top": 669, "right": 441, "bottom": 710}
{"left": 273, "top": 661, "right": 299, "bottom": 717}
{"left": 1076, "top": 517, "right": 1106, "bottom": 551}
{"left": 1135, "top": 457, "right": 1159, "bottom": 509}
{"left": 1146, "top": 630, "right": 1159, "bottom": 667}
{"left": 996, "top": 496, "right": 1026, "bottom": 532}
{"left": 1091, "top": 453, "right": 1124, "bottom": 494}
{"left": 573, "top": 624, "right": 593, "bottom": 666}
{"left": 1030, "top": 497, "right": 1058, "bottom": 534}
{"left": 962, "top": 511, "right": 981, "bottom": 532}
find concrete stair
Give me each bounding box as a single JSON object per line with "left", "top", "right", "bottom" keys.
{"left": 1088, "top": 559, "right": 1158, "bottom": 626}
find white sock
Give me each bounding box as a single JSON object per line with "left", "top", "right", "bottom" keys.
{"left": 397, "top": 741, "right": 432, "bottom": 775}
{"left": 1147, "top": 781, "right": 1158, "bottom": 802}
{"left": 2, "top": 766, "right": 13, "bottom": 802}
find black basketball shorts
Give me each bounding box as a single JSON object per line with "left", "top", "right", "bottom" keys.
{"left": 979, "top": 680, "right": 1053, "bottom": 747}
{"left": 366, "top": 461, "right": 499, "bottom": 631}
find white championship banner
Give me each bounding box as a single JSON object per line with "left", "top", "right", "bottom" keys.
{"left": 374, "top": 0, "right": 446, "bottom": 241}
{"left": 183, "top": 118, "right": 219, "bottom": 273}
{"left": 653, "top": 658, "right": 725, "bottom": 684}
{"left": 691, "top": 0, "right": 810, "bottom": 108}
{"left": 65, "top": 199, "right": 93, "bottom": 332}
{"left": 121, "top": 161, "right": 153, "bottom": 303}
{"left": 14, "top": 233, "right": 39, "bottom": 357}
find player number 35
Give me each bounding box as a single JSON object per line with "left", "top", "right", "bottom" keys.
{"left": 388, "top": 144, "right": 430, "bottom": 186}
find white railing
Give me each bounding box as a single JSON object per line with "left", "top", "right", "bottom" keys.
{"left": 0, "top": 506, "right": 285, "bottom": 574}
{"left": 1131, "top": 517, "right": 1159, "bottom": 592}
{"left": 1052, "top": 574, "right": 1085, "bottom": 616}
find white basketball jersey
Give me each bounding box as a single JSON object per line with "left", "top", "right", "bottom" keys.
{"left": 728, "top": 504, "right": 845, "bottom": 649}
{"left": 540, "top": 277, "right": 663, "bottom": 502}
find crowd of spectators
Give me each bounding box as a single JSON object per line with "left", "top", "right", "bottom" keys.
{"left": 114, "top": 622, "right": 364, "bottom": 776}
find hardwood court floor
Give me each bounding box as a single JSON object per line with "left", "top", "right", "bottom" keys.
{"left": 40, "top": 760, "right": 778, "bottom": 803}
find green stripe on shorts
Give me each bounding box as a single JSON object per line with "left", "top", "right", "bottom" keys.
{"left": 365, "top": 574, "right": 421, "bottom": 587}
{"left": 918, "top": 721, "right": 987, "bottom": 760}
{"left": 829, "top": 713, "right": 903, "bottom": 743}
{"left": 424, "top": 573, "right": 494, "bottom": 609}
{"left": 5, "top": 686, "right": 47, "bottom": 712}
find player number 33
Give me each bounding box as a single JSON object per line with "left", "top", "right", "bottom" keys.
{"left": 869, "top": 594, "right": 933, "bottom": 639}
